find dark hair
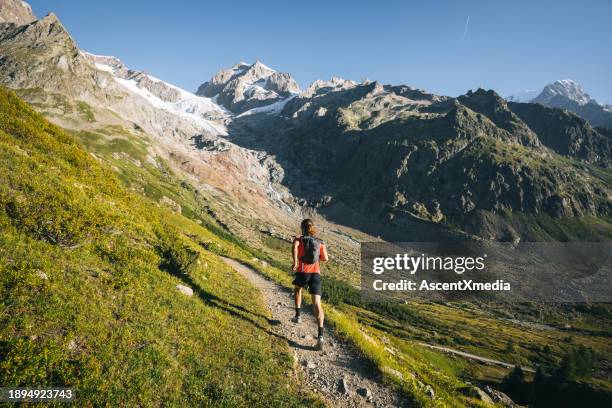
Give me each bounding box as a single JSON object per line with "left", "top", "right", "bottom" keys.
{"left": 301, "top": 218, "right": 316, "bottom": 236}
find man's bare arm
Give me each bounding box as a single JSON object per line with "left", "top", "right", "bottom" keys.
{"left": 321, "top": 245, "right": 329, "bottom": 262}
{"left": 292, "top": 239, "right": 300, "bottom": 271}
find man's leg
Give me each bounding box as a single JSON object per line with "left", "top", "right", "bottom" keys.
{"left": 311, "top": 294, "right": 324, "bottom": 338}
{"left": 292, "top": 286, "right": 302, "bottom": 322}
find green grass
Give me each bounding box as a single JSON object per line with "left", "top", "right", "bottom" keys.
{"left": 0, "top": 88, "right": 320, "bottom": 407}
{"left": 75, "top": 101, "right": 95, "bottom": 123}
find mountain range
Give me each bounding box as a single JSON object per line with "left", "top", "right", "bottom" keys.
{"left": 0, "top": 0, "right": 610, "bottom": 247}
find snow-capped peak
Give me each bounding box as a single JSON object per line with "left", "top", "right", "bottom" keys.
{"left": 507, "top": 79, "right": 595, "bottom": 106}
{"left": 196, "top": 61, "right": 300, "bottom": 113}
{"left": 535, "top": 79, "right": 593, "bottom": 105}
{"left": 251, "top": 60, "right": 276, "bottom": 74}
{"left": 229, "top": 61, "right": 250, "bottom": 74}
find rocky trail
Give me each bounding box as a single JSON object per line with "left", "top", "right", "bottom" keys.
{"left": 221, "top": 257, "right": 409, "bottom": 408}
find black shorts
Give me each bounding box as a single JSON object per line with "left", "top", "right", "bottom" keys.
{"left": 292, "top": 272, "right": 322, "bottom": 296}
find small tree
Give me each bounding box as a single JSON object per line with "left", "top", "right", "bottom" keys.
{"left": 532, "top": 366, "right": 552, "bottom": 406}
{"left": 557, "top": 354, "right": 574, "bottom": 380}
{"left": 502, "top": 365, "right": 526, "bottom": 400}
{"left": 556, "top": 346, "right": 596, "bottom": 380}
{"left": 506, "top": 339, "right": 515, "bottom": 353}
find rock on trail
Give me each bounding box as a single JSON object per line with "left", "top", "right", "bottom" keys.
{"left": 221, "top": 257, "right": 409, "bottom": 408}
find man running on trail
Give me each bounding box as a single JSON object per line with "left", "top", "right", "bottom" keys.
{"left": 291, "top": 218, "right": 328, "bottom": 351}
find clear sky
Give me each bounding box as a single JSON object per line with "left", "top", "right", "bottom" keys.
{"left": 28, "top": 0, "right": 612, "bottom": 102}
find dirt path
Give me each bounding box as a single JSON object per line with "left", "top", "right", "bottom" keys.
{"left": 221, "top": 257, "right": 409, "bottom": 408}
{"left": 419, "top": 343, "right": 536, "bottom": 373}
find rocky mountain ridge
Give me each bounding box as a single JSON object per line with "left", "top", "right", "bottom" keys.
{"left": 231, "top": 82, "right": 611, "bottom": 240}
{"left": 1, "top": 3, "right": 610, "bottom": 243}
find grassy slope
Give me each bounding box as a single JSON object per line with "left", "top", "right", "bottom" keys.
{"left": 0, "top": 88, "right": 320, "bottom": 407}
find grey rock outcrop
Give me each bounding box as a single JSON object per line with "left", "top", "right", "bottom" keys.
{"left": 126, "top": 71, "right": 182, "bottom": 102}
{"left": 176, "top": 284, "right": 193, "bottom": 296}
{"left": 266, "top": 71, "right": 300, "bottom": 95}
{"left": 84, "top": 52, "right": 182, "bottom": 103}
{"left": 301, "top": 77, "right": 358, "bottom": 98}
{"left": 0, "top": 13, "right": 100, "bottom": 98}
{"left": 483, "top": 385, "right": 525, "bottom": 407}
{"left": 197, "top": 61, "right": 250, "bottom": 97}
{"left": 0, "top": 0, "right": 35, "bottom": 25}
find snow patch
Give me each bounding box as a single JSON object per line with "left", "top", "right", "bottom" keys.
{"left": 94, "top": 63, "right": 115, "bottom": 73}
{"left": 237, "top": 95, "right": 296, "bottom": 117}
{"left": 82, "top": 51, "right": 114, "bottom": 59}
{"left": 244, "top": 83, "right": 276, "bottom": 99}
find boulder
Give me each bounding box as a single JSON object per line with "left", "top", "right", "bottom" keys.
{"left": 381, "top": 366, "right": 403, "bottom": 381}
{"left": 339, "top": 377, "right": 350, "bottom": 395}
{"left": 160, "top": 196, "right": 182, "bottom": 214}
{"left": 176, "top": 284, "right": 193, "bottom": 296}
{"left": 457, "top": 386, "right": 494, "bottom": 404}
{"left": 483, "top": 385, "right": 525, "bottom": 407}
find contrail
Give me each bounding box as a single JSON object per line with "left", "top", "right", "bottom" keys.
{"left": 462, "top": 15, "right": 470, "bottom": 40}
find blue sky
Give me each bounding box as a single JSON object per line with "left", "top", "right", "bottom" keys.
{"left": 28, "top": 0, "right": 612, "bottom": 102}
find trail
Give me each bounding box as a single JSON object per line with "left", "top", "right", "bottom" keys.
{"left": 221, "top": 257, "right": 409, "bottom": 408}
{"left": 419, "top": 343, "right": 536, "bottom": 373}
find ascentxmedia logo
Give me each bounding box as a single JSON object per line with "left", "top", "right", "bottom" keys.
{"left": 361, "top": 241, "right": 611, "bottom": 303}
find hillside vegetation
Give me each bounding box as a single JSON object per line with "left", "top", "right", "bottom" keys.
{"left": 0, "top": 88, "right": 319, "bottom": 407}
